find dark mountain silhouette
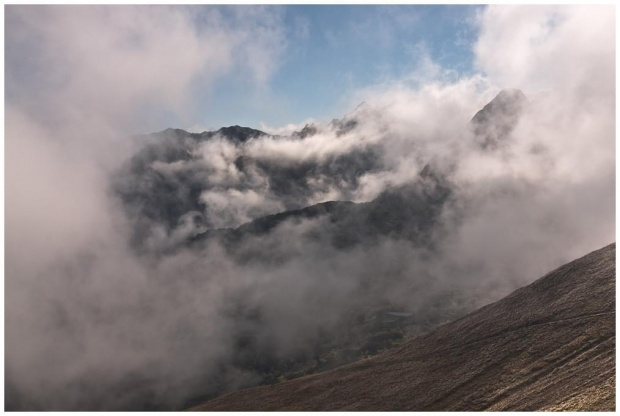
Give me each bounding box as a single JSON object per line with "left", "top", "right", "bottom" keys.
{"left": 291, "top": 124, "right": 318, "bottom": 139}
{"left": 154, "top": 125, "right": 268, "bottom": 143}
{"left": 192, "top": 243, "right": 616, "bottom": 411}
{"left": 189, "top": 164, "right": 451, "bottom": 259}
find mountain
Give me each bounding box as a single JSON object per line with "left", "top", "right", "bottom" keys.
{"left": 471, "top": 88, "right": 527, "bottom": 149}
{"left": 189, "top": 164, "right": 451, "bottom": 257}
{"left": 109, "top": 90, "right": 568, "bottom": 410}
{"left": 115, "top": 90, "right": 525, "bottom": 251}
{"left": 192, "top": 243, "right": 616, "bottom": 411}
{"left": 154, "top": 125, "right": 268, "bottom": 143}
{"left": 291, "top": 124, "right": 318, "bottom": 139}
{"left": 113, "top": 119, "right": 384, "bottom": 247}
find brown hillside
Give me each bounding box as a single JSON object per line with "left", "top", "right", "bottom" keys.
{"left": 192, "top": 243, "right": 615, "bottom": 411}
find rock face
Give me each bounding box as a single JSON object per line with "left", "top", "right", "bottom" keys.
{"left": 471, "top": 89, "right": 527, "bottom": 149}
{"left": 192, "top": 243, "right": 616, "bottom": 411}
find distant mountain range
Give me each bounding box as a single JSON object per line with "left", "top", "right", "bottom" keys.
{"left": 113, "top": 89, "right": 526, "bottom": 254}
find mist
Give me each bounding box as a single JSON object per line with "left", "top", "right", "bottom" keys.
{"left": 5, "top": 5, "right": 615, "bottom": 410}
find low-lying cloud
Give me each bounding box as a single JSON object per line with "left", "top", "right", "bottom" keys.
{"left": 5, "top": 5, "right": 615, "bottom": 411}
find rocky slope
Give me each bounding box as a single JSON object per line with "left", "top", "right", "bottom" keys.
{"left": 192, "top": 243, "right": 616, "bottom": 411}
{"left": 470, "top": 88, "right": 527, "bottom": 149}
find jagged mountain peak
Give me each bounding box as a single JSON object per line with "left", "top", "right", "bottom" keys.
{"left": 472, "top": 88, "right": 527, "bottom": 123}
{"left": 292, "top": 123, "right": 319, "bottom": 139}
{"left": 470, "top": 88, "right": 528, "bottom": 149}
{"left": 495, "top": 88, "right": 526, "bottom": 102}
{"left": 215, "top": 125, "right": 267, "bottom": 142}
{"left": 152, "top": 125, "right": 268, "bottom": 144}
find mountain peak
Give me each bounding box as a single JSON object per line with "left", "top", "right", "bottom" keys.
{"left": 470, "top": 88, "right": 527, "bottom": 149}
{"left": 215, "top": 125, "right": 266, "bottom": 142}
{"left": 475, "top": 89, "right": 527, "bottom": 120}
{"left": 292, "top": 124, "right": 318, "bottom": 139}
{"left": 495, "top": 88, "right": 526, "bottom": 102}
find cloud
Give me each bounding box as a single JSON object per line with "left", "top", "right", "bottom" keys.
{"left": 200, "top": 188, "right": 284, "bottom": 229}
{"left": 5, "top": 4, "right": 615, "bottom": 411}
{"left": 475, "top": 5, "right": 615, "bottom": 104}
{"left": 293, "top": 15, "right": 311, "bottom": 40}
{"left": 258, "top": 118, "right": 317, "bottom": 136}
{"left": 5, "top": 5, "right": 287, "bottom": 135}
{"left": 5, "top": 5, "right": 290, "bottom": 410}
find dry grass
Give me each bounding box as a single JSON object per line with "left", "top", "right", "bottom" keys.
{"left": 192, "top": 243, "right": 616, "bottom": 412}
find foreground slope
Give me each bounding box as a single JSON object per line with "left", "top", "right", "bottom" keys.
{"left": 193, "top": 243, "right": 616, "bottom": 411}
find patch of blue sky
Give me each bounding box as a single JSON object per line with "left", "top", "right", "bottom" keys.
{"left": 192, "top": 5, "right": 484, "bottom": 132}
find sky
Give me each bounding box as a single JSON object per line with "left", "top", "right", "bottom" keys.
{"left": 5, "top": 5, "right": 484, "bottom": 135}
{"left": 197, "top": 5, "right": 482, "bottom": 132}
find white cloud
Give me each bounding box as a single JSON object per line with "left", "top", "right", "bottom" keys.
{"left": 6, "top": 5, "right": 287, "bottom": 136}
{"left": 4, "top": 5, "right": 615, "bottom": 411}
{"left": 258, "top": 118, "right": 317, "bottom": 136}
{"left": 475, "top": 5, "right": 615, "bottom": 104}
{"left": 201, "top": 189, "right": 284, "bottom": 229}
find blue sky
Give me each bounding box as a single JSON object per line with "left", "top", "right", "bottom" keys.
{"left": 5, "top": 5, "right": 484, "bottom": 135}
{"left": 193, "top": 5, "right": 483, "bottom": 132}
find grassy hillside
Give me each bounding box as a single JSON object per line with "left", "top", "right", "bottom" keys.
{"left": 192, "top": 243, "right": 615, "bottom": 411}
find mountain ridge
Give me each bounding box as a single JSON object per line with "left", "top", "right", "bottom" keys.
{"left": 188, "top": 165, "right": 451, "bottom": 256}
